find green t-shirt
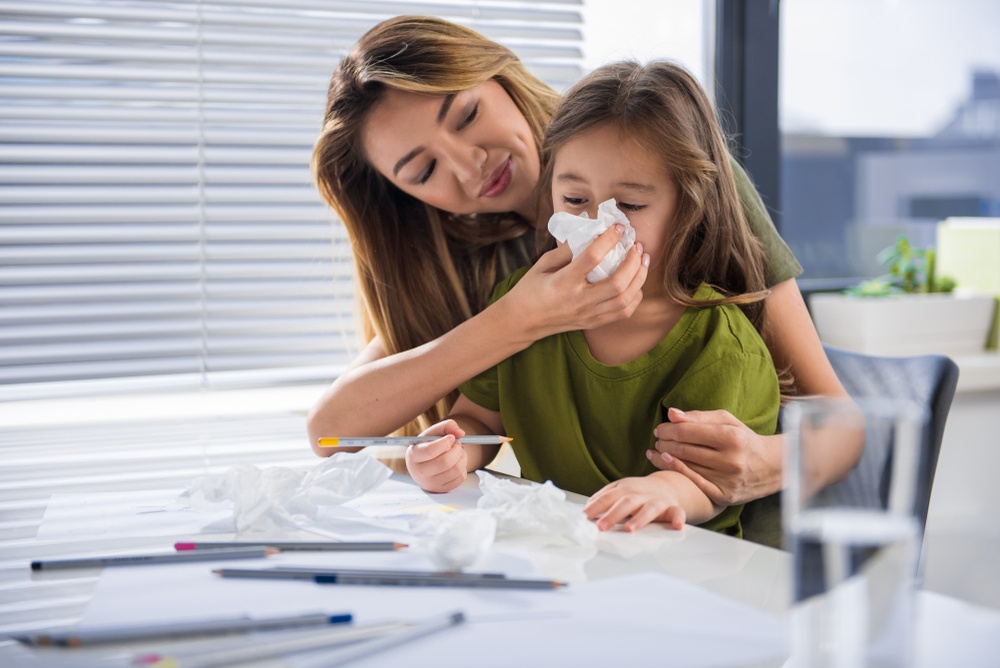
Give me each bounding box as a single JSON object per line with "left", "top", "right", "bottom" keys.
{"left": 460, "top": 268, "right": 781, "bottom": 536}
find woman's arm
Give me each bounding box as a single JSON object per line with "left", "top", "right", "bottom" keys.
{"left": 649, "top": 278, "right": 862, "bottom": 505}
{"left": 307, "top": 226, "right": 649, "bottom": 455}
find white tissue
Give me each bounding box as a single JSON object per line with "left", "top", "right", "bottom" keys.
{"left": 410, "top": 473, "right": 597, "bottom": 571}
{"left": 179, "top": 453, "right": 392, "bottom": 534}
{"left": 547, "top": 198, "right": 636, "bottom": 283}
{"left": 412, "top": 510, "right": 498, "bottom": 571}
{"left": 476, "top": 472, "right": 598, "bottom": 548}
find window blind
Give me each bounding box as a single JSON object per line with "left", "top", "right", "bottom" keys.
{"left": 0, "top": 0, "right": 585, "bottom": 401}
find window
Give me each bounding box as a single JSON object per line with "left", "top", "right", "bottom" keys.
{"left": 779, "top": 0, "right": 1000, "bottom": 285}
{"left": 0, "top": 1, "right": 587, "bottom": 401}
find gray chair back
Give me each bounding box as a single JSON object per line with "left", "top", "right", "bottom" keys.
{"left": 741, "top": 344, "right": 959, "bottom": 549}
{"left": 820, "top": 343, "right": 959, "bottom": 531}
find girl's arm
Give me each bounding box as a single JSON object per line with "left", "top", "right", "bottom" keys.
{"left": 306, "top": 227, "right": 648, "bottom": 455}
{"left": 649, "top": 278, "right": 862, "bottom": 505}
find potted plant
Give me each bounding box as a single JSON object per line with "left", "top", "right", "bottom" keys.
{"left": 809, "top": 236, "right": 996, "bottom": 357}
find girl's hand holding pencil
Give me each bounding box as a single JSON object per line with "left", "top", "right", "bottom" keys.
{"left": 405, "top": 419, "right": 473, "bottom": 494}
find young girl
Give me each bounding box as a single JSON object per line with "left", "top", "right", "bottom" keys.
{"left": 405, "top": 60, "right": 782, "bottom": 535}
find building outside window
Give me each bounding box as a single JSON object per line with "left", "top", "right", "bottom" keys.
{"left": 779, "top": 0, "right": 1000, "bottom": 286}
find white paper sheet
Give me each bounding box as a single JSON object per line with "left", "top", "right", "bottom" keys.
{"left": 288, "top": 572, "right": 789, "bottom": 668}
{"left": 34, "top": 478, "right": 468, "bottom": 544}
{"left": 34, "top": 489, "right": 234, "bottom": 540}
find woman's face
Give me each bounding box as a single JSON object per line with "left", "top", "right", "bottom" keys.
{"left": 551, "top": 123, "right": 678, "bottom": 272}
{"left": 362, "top": 80, "right": 540, "bottom": 222}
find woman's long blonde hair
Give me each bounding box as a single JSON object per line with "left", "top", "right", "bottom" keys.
{"left": 539, "top": 60, "right": 793, "bottom": 389}
{"left": 312, "top": 16, "right": 560, "bottom": 433}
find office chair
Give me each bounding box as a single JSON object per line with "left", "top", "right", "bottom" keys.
{"left": 819, "top": 343, "right": 960, "bottom": 533}
{"left": 788, "top": 344, "right": 961, "bottom": 600}
{"left": 741, "top": 343, "right": 960, "bottom": 549}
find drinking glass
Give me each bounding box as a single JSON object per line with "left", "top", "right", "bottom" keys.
{"left": 783, "top": 396, "right": 925, "bottom": 668}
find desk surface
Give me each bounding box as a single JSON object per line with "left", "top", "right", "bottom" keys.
{"left": 1, "top": 453, "right": 997, "bottom": 667}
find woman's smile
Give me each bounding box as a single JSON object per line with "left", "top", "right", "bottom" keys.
{"left": 480, "top": 157, "right": 513, "bottom": 198}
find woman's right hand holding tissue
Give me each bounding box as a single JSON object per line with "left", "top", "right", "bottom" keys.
{"left": 406, "top": 419, "right": 469, "bottom": 494}
{"left": 501, "top": 224, "right": 649, "bottom": 342}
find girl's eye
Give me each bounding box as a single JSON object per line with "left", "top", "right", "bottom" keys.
{"left": 562, "top": 196, "right": 588, "bottom": 207}
{"left": 417, "top": 159, "right": 436, "bottom": 185}
{"left": 457, "top": 104, "right": 479, "bottom": 131}
{"left": 618, "top": 202, "right": 646, "bottom": 212}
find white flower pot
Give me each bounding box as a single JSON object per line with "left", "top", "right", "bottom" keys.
{"left": 809, "top": 292, "right": 996, "bottom": 357}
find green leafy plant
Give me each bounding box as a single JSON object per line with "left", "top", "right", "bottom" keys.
{"left": 845, "top": 235, "right": 957, "bottom": 297}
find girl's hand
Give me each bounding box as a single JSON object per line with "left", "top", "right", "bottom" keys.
{"left": 647, "top": 407, "right": 781, "bottom": 506}
{"left": 583, "top": 475, "right": 687, "bottom": 532}
{"left": 406, "top": 420, "right": 469, "bottom": 493}
{"left": 506, "top": 224, "right": 649, "bottom": 339}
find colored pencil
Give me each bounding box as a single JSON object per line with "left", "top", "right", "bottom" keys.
{"left": 293, "top": 612, "right": 465, "bottom": 668}
{"left": 30, "top": 546, "right": 276, "bottom": 571}
{"left": 175, "top": 541, "right": 406, "bottom": 552}
{"left": 213, "top": 567, "right": 507, "bottom": 581}
{"left": 314, "top": 573, "right": 565, "bottom": 589}
{"left": 14, "top": 611, "right": 352, "bottom": 648}
{"left": 318, "top": 435, "right": 511, "bottom": 447}
{"left": 133, "top": 620, "right": 410, "bottom": 668}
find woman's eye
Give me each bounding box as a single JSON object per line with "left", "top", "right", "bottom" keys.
{"left": 562, "top": 196, "right": 588, "bottom": 207}
{"left": 618, "top": 202, "right": 646, "bottom": 212}
{"left": 417, "top": 159, "right": 436, "bottom": 185}
{"left": 457, "top": 104, "right": 478, "bottom": 130}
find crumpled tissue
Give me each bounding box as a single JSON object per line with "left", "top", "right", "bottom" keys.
{"left": 411, "top": 510, "right": 498, "bottom": 571}
{"left": 411, "top": 472, "right": 597, "bottom": 571}
{"left": 476, "top": 472, "right": 599, "bottom": 547}
{"left": 178, "top": 452, "right": 392, "bottom": 534}
{"left": 547, "top": 198, "right": 636, "bottom": 283}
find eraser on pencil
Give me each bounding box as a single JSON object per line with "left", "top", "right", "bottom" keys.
{"left": 173, "top": 542, "right": 196, "bottom": 551}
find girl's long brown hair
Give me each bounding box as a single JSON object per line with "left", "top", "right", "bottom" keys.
{"left": 312, "top": 16, "right": 560, "bottom": 433}
{"left": 539, "top": 60, "right": 794, "bottom": 391}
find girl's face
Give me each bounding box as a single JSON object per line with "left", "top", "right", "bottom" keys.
{"left": 551, "top": 124, "right": 678, "bottom": 270}
{"left": 362, "top": 80, "right": 540, "bottom": 222}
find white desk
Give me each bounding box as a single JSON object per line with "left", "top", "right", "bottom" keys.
{"left": 2, "top": 463, "right": 998, "bottom": 667}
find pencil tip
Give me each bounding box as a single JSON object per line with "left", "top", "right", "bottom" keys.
{"left": 264, "top": 547, "right": 280, "bottom": 556}
{"left": 393, "top": 543, "right": 409, "bottom": 549}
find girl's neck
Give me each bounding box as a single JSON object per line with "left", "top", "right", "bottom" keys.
{"left": 583, "top": 288, "right": 684, "bottom": 366}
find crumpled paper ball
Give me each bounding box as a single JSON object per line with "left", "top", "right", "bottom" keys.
{"left": 409, "top": 472, "right": 597, "bottom": 571}
{"left": 547, "top": 198, "right": 637, "bottom": 283}
{"left": 411, "top": 510, "right": 498, "bottom": 571}
{"left": 476, "top": 472, "right": 599, "bottom": 548}
{"left": 178, "top": 452, "right": 392, "bottom": 534}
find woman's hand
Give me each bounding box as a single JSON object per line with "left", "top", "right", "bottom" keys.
{"left": 406, "top": 420, "right": 469, "bottom": 494}
{"left": 505, "top": 224, "right": 649, "bottom": 340}
{"left": 647, "top": 407, "right": 783, "bottom": 506}
{"left": 583, "top": 474, "right": 688, "bottom": 532}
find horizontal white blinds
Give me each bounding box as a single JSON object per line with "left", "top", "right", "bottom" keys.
{"left": 0, "top": 0, "right": 585, "bottom": 401}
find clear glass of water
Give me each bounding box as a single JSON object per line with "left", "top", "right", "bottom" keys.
{"left": 783, "top": 396, "right": 925, "bottom": 668}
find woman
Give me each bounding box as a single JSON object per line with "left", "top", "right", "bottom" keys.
{"left": 309, "top": 15, "right": 857, "bottom": 514}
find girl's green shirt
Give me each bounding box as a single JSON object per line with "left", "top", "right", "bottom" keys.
{"left": 461, "top": 273, "right": 781, "bottom": 536}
